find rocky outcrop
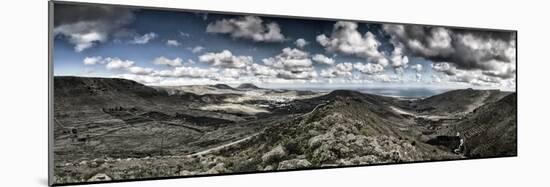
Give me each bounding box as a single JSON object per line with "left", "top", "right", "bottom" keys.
{"left": 205, "top": 163, "right": 227, "bottom": 174}
{"left": 87, "top": 173, "right": 112, "bottom": 182}
{"left": 277, "top": 159, "right": 312, "bottom": 170}
{"left": 261, "top": 145, "right": 287, "bottom": 163}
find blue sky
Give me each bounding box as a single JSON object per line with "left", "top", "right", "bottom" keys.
{"left": 53, "top": 3, "right": 516, "bottom": 91}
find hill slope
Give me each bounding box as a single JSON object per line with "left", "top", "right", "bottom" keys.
{"left": 413, "top": 88, "right": 511, "bottom": 116}
{"left": 206, "top": 90, "right": 461, "bottom": 171}
{"left": 237, "top": 83, "right": 261, "bottom": 89}
{"left": 442, "top": 93, "right": 517, "bottom": 157}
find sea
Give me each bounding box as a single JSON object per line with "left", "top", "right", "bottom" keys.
{"left": 289, "top": 87, "right": 452, "bottom": 99}
{"left": 355, "top": 87, "right": 452, "bottom": 98}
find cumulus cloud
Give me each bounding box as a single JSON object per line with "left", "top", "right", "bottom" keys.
{"left": 431, "top": 62, "right": 457, "bottom": 76}
{"left": 276, "top": 70, "right": 318, "bottom": 80}
{"left": 130, "top": 32, "right": 157, "bottom": 44}
{"left": 430, "top": 63, "right": 512, "bottom": 88}
{"left": 263, "top": 48, "right": 313, "bottom": 72}
{"left": 81, "top": 56, "right": 229, "bottom": 84}
{"left": 188, "top": 46, "right": 205, "bottom": 53}
{"left": 261, "top": 48, "right": 325, "bottom": 80}
{"left": 415, "top": 73, "right": 422, "bottom": 82}
{"left": 179, "top": 32, "right": 190, "bottom": 38}
{"left": 220, "top": 68, "right": 243, "bottom": 79}
{"left": 431, "top": 75, "right": 442, "bottom": 83}
{"left": 389, "top": 46, "right": 409, "bottom": 68}
{"left": 317, "top": 21, "right": 388, "bottom": 66}
{"left": 411, "top": 64, "right": 423, "bottom": 82}
{"left": 320, "top": 62, "right": 354, "bottom": 78}
{"left": 482, "top": 64, "right": 516, "bottom": 79}
{"left": 199, "top": 50, "right": 253, "bottom": 68}
{"left": 83, "top": 56, "right": 103, "bottom": 65}
{"left": 83, "top": 56, "right": 158, "bottom": 77}
{"left": 383, "top": 24, "right": 516, "bottom": 79}
{"left": 319, "top": 69, "right": 336, "bottom": 78}
{"left": 312, "top": 54, "right": 335, "bottom": 65}
{"left": 155, "top": 66, "right": 219, "bottom": 78}
{"left": 246, "top": 63, "right": 278, "bottom": 76}
{"left": 353, "top": 62, "right": 384, "bottom": 75}
{"left": 82, "top": 56, "right": 135, "bottom": 70}
{"left": 104, "top": 57, "right": 135, "bottom": 70}
{"left": 54, "top": 25, "right": 108, "bottom": 52}
{"left": 206, "top": 16, "right": 285, "bottom": 42}
{"left": 152, "top": 56, "right": 183, "bottom": 67}
{"left": 295, "top": 38, "right": 308, "bottom": 48}
{"left": 127, "top": 66, "right": 154, "bottom": 75}
{"left": 450, "top": 70, "right": 503, "bottom": 87}
{"left": 334, "top": 63, "right": 353, "bottom": 76}
{"left": 371, "top": 74, "right": 403, "bottom": 83}
{"left": 384, "top": 25, "right": 454, "bottom": 57}
{"left": 53, "top": 4, "right": 135, "bottom": 52}
{"left": 411, "top": 64, "right": 423, "bottom": 72}
{"left": 166, "top": 40, "right": 181, "bottom": 47}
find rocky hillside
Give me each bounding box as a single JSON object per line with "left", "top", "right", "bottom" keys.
{"left": 54, "top": 76, "right": 180, "bottom": 111}
{"left": 55, "top": 76, "right": 240, "bottom": 110}
{"left": 412, "top": 88, "right": 511, "bottom": 116}
{"left": 206, "top": 90, "right": 461, "bottom": 171}
{"left": 440, "top": 93, "right": 517, "bottom": 157}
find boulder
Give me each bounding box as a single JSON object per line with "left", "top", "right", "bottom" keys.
{"left": 277, "top": 159, "right": 312, "bottom": 170}
{"left": 87, "top": 173, "right": 112, "bottom": 182}
{"left": 263, "top": 165, "right": 275, "bottom": 171}
{"left": 205, "top": 163, "right": 227, "bottom": 174}
{"left": 261, "top": 145, "right": 287, "bottom": 163}
{"left": 178, "top": 170, "right": 195, "bottom": 176}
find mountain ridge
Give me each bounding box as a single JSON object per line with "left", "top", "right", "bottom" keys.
{"left": 237, "top": 83, "right": 261, "bottom": 89}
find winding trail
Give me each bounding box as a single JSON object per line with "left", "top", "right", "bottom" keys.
{"left": 303, "top": 101, "right": 330, "bottom": 116}
{"left": 389, "top": 106, "right": 456, "bottom": 120}
{"left": 390, "top": 106, "right": 415, "bottom": 116}
{"left": 190, "top": 133, "right": 260, "bottom": 156}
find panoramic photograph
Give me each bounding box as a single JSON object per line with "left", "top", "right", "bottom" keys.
{"left": 51, "top": 2, "right": 517, "bottom": 184}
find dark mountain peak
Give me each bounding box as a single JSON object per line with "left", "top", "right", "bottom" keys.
{"left": 326, "top": 89, "right": 364, "bottom": 97}
{"left": 321, "top": 90, "right": 381, "bottom": 105}
{"left": 54, "top": 76, "right": 144, "bottom": 90}
{"left": 447, "top": 88, "right": 500, "bottom": 95}
{"left": 54, "top": 76, "right": 166, "bottom": 98}
{"left": 237, "top": 83, "right": 260, "bottom": 89}
{"left": 55, "top": 76, "right": 141, "bottom": 86}
{"left": 321, "top": 90, "right": 392, "bottom": 104}
{"left": 211, "top": 84, "right": 234, "bottom": 90}
{"left": 422, "top": 88, "right": 503, "bottom": 102}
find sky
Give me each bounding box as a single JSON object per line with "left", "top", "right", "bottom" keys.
{"left": 53, "top": 3, "right": 516, "bottom": 91}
